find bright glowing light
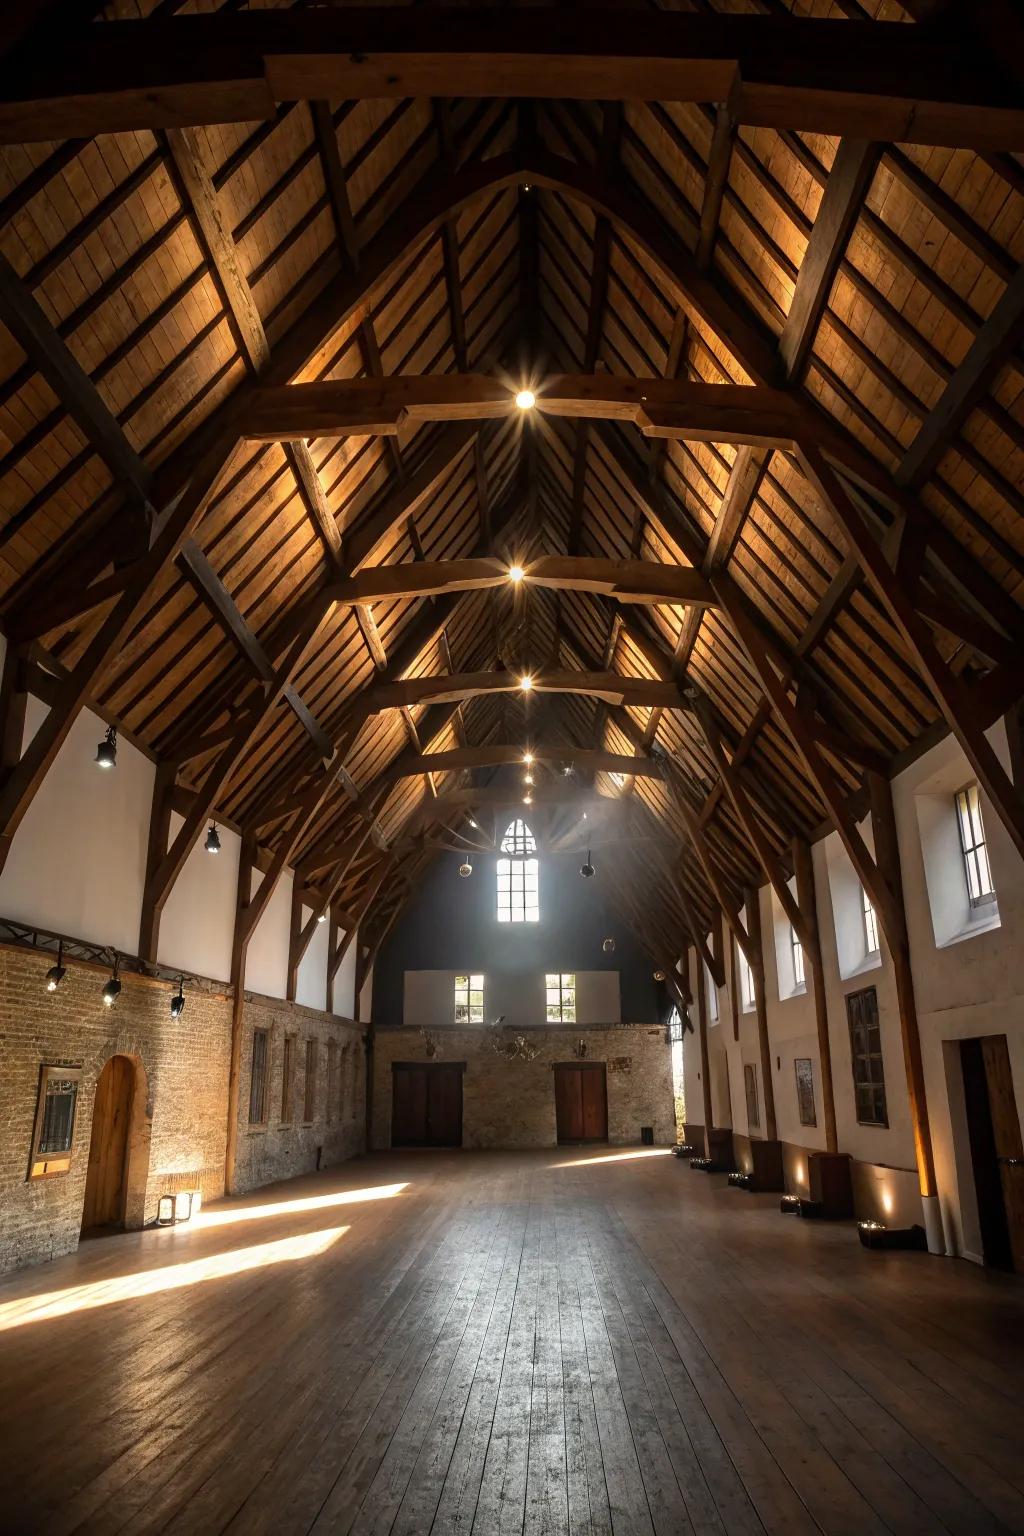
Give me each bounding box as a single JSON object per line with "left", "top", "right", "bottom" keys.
{"left": 523, "top": 773, "right": 534, "bottom": 786}
{"left": 523, "top": 794, "right": 532, "bottom": 805}
{"left": 194, "top": 1182, "right": 407, "bottom": 1228}
{"left": 520, "top": 676, "right": 533, "bottom": 692}
{"left": 553, "top": 1148, "right": 672, "bottom": 1169}
{"left": 515, "top": 389, "right": 536, "bottom": 411}
{"left": 0, "top": 1227, "right": 347, "bottom": 1332}
{"left": 523, "top": 753, "right": 534, "bottom": 765}
{"left": 881, "top": 1188, "right": 894, "bottom": 1216}
{"left": 508, "top": 565, "right": 525, "bottom": 583}
{"left": 468, "top": 819, "right": 478, "bottom": 829}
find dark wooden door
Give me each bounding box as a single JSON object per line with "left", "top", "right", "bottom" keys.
{"left": 391, "top": 1065, "right": 463, "bottom": 1147}
{"left": 982, "top": 1036, "right": 1024, "bottom": 1273}
{"left": 81, "top": 1055, "right": 132, "bottom": 1232}
{"left": 554, "top": 1064, "right": 608, "bottom": 1144}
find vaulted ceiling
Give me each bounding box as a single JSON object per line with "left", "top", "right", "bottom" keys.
{"left": 0, "top": 1, "right": 1021, "bottom": 986}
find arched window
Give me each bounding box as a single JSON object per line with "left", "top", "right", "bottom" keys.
{"left": 497, "top": 819, "right": 539, "bottom": 923}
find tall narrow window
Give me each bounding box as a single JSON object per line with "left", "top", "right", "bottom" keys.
{"left": 280, "top": 1035, "right": 295, "bottom": 1124}
{"left": 454, "top": 973, "right": 485, "bottom": 1023}
{"left": 861, "top": 886, "right": 879, "bottom": 956}
{"left": 956, "top": 783, "right": 995, "bottom": 908}
{"left": 326, "top": 1040, "right": 338, "bottom": 1124}
{"left": 704, "top": 963, "right": 719, "bottom": 1022}
{"left": 740, "top": 949, "right": 756, "bottom": 1011}
{"left": 496, "top": 819, "right": 539, "bottom": 923}
{"left": 303, "top": 1039, "right": 318, "bottom": 1123}
{"left": 847, "top": 986, "right": 887, "bottom": 1126}
{"left": 791, "top": 925, "right": 805, "bottom": 988}
{"left": 744, "top": 1063, "right": 759, "bottom": 1130}
{"left": 249, "top": 1029, "right": 269, "bottom": 1125}
{"left": 545, "top": 972, "right": 576, "bottom": 1022}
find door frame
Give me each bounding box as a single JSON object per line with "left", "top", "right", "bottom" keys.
{"left": 390, "top": 1061, "right": 466, "bottom": 1148}
{"left": 553, "top": 1061, "right": 609, "bottom": 1145}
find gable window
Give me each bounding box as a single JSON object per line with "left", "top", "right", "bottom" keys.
{"left": 454, "top": 973, "right": 484, "bottom": 1023}
{"left": 791, "top": 925, "right": 805, "bottom": 988}
{"left": 955, "top": 783, "right": 995, "bottom": 908}
{"left": 497, "top": 819, "right": 539, "bottom": 923}
{"left": 861, "top": 886, "right": 879, "bottom": 956}
{"left": 846, "top": 985, "right": 887, "bottom": 1127}
{"left": 545, "top": 972, "right": 576, "bottom": 1023}
{"left": 248, "top": 1029, "right": 269, "bottom": 1125}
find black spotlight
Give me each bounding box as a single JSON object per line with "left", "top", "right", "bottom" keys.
{"left": 602, "top": 937, "right": 616, "bottom": 954}
{"left": 102, "top": 956, "right": 121, "bottom": 1007}
{"left": 45, "top": 941, "right": 66, "bottom": 993}
{"left": 204, "top": 823, "right": 221, "bottom": 854}
{"left": 580, "top": 849, "right": 595, "bottom": 879}
{"left": 459, "top": 860, "right": 473, "bottom": 878}
{"left": 170, "top": 976, "right": 185, "bottom": 1019}
{"left": 95, "top": 725, "right": 117, "bottom": 769}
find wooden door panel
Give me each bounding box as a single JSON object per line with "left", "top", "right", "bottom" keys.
{"left": 82, "top": 1056, "right": 131, "bottom": 1231}
{"left": 555, "top": 1065, "right": 606, "bottom": 1144}
{"left": 981, "top": 1035, "right": 1024, "bottom": 1274}
{"left": 426, "top": 1067, "right": 462, "bottom": 1147}
{"left": 581, "top": 1068, "right": 608, "bottom": 1141}
{"left": 392, "top": 1066, "right": 428, "bottom": 1146}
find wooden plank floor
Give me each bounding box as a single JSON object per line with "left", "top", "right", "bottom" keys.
{"left": 1, "top": 1147, "right": 1023, "bottom": 1535}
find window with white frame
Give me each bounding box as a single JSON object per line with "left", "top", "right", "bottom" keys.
{"left": 955, "top": 783, "right": 995, "bottom": 908}
{"left": 861, "top": 886, "right": 879, "bottom": 956}
{"left": 704, "top": 962, "right": 718, "bottom": 1022}
{"left": 497, "top": 819, "right": 539, "bottom": 923}
{"left": 545, "top": 972, "right": 576, "bottom": 1022}
{"left": 740, "top": 947, "right": 756, "bottom": 1011}
{"left": 454, "top": 973, "right": 484, "bottom": 1023}
{"left": 790, "top": 925, "right": 805, "bottom": 988}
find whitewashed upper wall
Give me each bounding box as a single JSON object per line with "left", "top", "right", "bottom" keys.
{"left": 159, "top": 810, "right": 240, "bottom": 982}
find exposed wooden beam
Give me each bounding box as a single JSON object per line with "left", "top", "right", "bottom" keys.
{"left": 366, "top": 670, "right": 687, "bottom": 713}
{"left": 327, "top": 555, "right": 716, "bottom": 610}
{"left": 697, "top": 104, "right": 735, "bottom": 272}
{"left": 4, "top": 11, "right": 1020, "bottom": 148}
{"left": 703, "top": 445, "right": 771, "bottom": 574}
{"left": 376, "top": 745, "right": 661, "bottom": 786}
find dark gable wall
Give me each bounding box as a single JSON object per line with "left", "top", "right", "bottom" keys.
{"left": 372, "top": 846, "right": 661, "bottom": 1025}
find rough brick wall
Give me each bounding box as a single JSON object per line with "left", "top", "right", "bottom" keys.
{"left": 233, "top": 993, "right": 364, "bottom": 1194}
{"left": 0, "top": 945, "right": 365, "bottom": 1274}
{"left": 371, "top": 1024, "right": 675, "bottom": 1149}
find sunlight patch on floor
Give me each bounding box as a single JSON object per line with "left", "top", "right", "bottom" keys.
{"left": 194, "top": 1181, "right": 408, "bottom": 1228}
{"left": 552, "top": 1148, "right": 673, "bottom": 1168}
{"left": 0, "top": 1226, "right": 348, "bottom": 1331}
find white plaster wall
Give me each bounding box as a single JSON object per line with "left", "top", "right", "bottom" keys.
{"left": 295, "top": 905, "right": 329, "bottom": 1013}
{"left": 333, "top": 930, "right": 357, "bottom": 1018}
{"left": 158, "top": 811, "right": 240, "bottom": 982}
{"left": 245, "top": 866, "right": 293, "bottom": 1000}
{"left": 0, "top": 698, "right": 155, "bottom": 956}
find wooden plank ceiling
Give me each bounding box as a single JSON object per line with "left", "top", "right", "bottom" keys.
{"left": 0, "top": 1, "right": 1021, "bottom": 980}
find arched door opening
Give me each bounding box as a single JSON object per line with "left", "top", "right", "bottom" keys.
{"left": 81, "top": 1055, "right": 150, "bottom": 1237}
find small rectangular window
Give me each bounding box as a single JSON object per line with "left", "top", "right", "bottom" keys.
{"left": 280, "top": 1035, "right": 295, "bottom": 1124}
{"left": 303, "top": 1039, "right": 318, "bottom": 1122}
{"left": 861, "top": 886, "right": 879, "bottom": 956}
{"left": 744, "top": 1062, "right": 759, "bottom": 1129}
{"left": 326, "top": 1040, "right": 338, "bottom": 1125}
{"left": 545, "top": 972, "right": 576, "bottom": 1023}
{"left": 956, "top": 783, "right": 996, "bottom": 908}
{"left": 28, "top": 1065, "right": 82, "bottom": 1179}
{"left": 454, "top": 973, "right": 485, "bottom": 1023}
{"left": 846, "top": 986, "right": 887, "bottom": 1127}
{"left": 248, "top": 1030, "right": 269, "bottom": 1125}
{"left": 791, "top": 926, "right": 805, "bottom": 988}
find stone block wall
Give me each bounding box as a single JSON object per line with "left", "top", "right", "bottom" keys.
{"left": 371, "top": 1023, "right": 675, "bottom": 1149}
{"left": 0, "top": 944, "right": 364, "bottom": 1274}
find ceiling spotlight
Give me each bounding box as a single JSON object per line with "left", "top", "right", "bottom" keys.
{"left": 45, "top": 941, "right": 66, "bottom": 993}
{"left": 515, "top": 389, "right": 536, "bottom": 411}
{"left": 523, "top": 794, "right": 532, "bottom": 805}
{"left": 580, "top": 851, "right": 595, "bottom": 879}
{"left": 524, "top": 772, "right": 534, "bottom": 786}
{"left": 170, "top": 976, "right": 185, "bottom": 1019}
{"left": 602, "top": 937, "right": 616, "bottom": 954}
{"left": 468, "top": 819, "right": 478, "bottom": 829}
{"left": 523, "top": 752, "right": 534, "bottom": 765}
{"left": 520, "top": 676, "right": 533, "bottom": 692}
{"left": 459, "top": 860, "right": 473, "bottom": 878}
{"left": 317, "top": 911, "right": 327, "bottom": 923}
{"left": 508, "top": 565, "right": 525, "bottom": 583}
{"left": 204, "top": 823, "right": 221, "bottom": 854}
{"left": 102, "top": 956, "right": 121, "bottom": 1008}
{"left": 95, "top": 725, "right": 117, "bottom": 770}
{"left": 563, "top": 765, "right": 572, "bottom": 777}
{"left": 653, "top": 969, "right": 667, "bottom": 983}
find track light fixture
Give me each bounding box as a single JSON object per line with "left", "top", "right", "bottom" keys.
{"left": 102, "top": 955, "right": 121, "bottom": 1007}
{"left": 580, "top": 850, "right": 595, "bottom": 879}
{"left": 170, "top": 976, "right": 185, "bottom": 1019}
{"left": 459, "top": 859, "right": 473, "bottom": 878}
{"left": 204, "top": 823, "right": 221, "bottom": 854}
{"left": 45, "top": 941, "right": 66, "bottom": 993}
{"left": 95, "top": 725, "right": 117, "bottom": 769}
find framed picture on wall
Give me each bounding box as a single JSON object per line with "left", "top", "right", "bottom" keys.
{"left": 794, "top": 1057, "right": 817, "bottom": 1127}
{"left": 743, "top": 1062, "right": 759, "bottom": 1130}
{"left": 27, "top": 1065, "right": 82, "bottom": 1179}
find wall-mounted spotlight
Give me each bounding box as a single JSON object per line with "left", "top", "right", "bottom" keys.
{"left": 95, "top": 725, "right": 117, "bottom": 769}
{"left": 515, "top": 389, "right": 536, "bottom": 411}
{"left": 45, "top": 941, "right": 66, "bottom": 993}
{"left": 459, "top": 859, "right": 473, "bottom": 878}
{"left": 204, "top": 823, "right": 221, "bottom": 854}
{"left": 102, "top": 955, "right": 121, "bottom": 1007}
{"left": 169, "top": 976, "right": 185, "bottom": 1019}
{"left": 580, "top": 851, "right": 595, "bottom": 879}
